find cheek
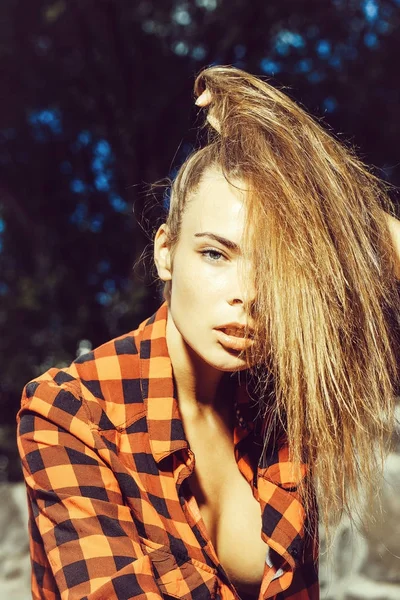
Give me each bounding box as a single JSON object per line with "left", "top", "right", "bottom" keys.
{"left": 173, "top": 263, "right": 228, "bottom": 301}
{"left": 172, "top": 262, "right": 199, "bottom": 298}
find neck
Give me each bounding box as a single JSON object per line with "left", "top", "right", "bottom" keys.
{"left": 165, "top": 308, "right": 234, "bottom": 419}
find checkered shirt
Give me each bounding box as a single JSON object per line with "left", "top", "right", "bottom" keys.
{"left": 17, "top": 302, "right": 319, "bottom": 599}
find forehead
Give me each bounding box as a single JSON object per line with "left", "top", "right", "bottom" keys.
{"left": 181, "top": 168, "right": 248, "bottom": 237}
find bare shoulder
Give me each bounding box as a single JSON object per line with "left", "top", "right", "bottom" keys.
{"left": 385, "top": 213, "right": 400, "bottom": 279}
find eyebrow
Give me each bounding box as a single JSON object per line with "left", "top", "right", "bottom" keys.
{"left": 194, "top": 232, "right": 240, "bottom": 252}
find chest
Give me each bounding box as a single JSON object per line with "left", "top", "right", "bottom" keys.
{"left": 183, "top": 416, "right": 268, "bottom": 599}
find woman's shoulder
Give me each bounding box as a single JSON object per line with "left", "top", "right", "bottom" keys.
{"left": 20, "top": 320, "right": 150, "bottom": 432}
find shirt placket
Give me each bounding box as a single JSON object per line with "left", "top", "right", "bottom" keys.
{"left": 232, "top": 397, "right": 303, "bottom": 599}
{"left": 173, "top": 397, "right": 267, "bottom": 600}
{"left": 174, "top": 445, "right": 243, "bottom": 600}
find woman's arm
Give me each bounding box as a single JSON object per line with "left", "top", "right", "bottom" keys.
{"left": 385, "top": 212, "right": 400, "bottom": 279}
{"left": 17, "top": 379, "right": 163, "bottom": 600}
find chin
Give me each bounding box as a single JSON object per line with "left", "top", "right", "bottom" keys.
{"left": 203, "top": 350, "right": 249, "bottom": 372}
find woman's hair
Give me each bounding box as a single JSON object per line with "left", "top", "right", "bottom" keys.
{"left": 161, "top": 65, "right": 400, "bottom": 543}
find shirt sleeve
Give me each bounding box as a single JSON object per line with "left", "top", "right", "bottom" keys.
{"left": 17, "top": 376, "right": 163, "bottom": 600}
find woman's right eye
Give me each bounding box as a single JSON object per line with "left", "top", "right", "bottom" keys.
{"left": 200, "top": 248, "right": 226, "bottom": 262}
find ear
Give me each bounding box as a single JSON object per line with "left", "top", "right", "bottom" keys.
{"left": 154, "top": 223, "right": 172, "bottom": 281}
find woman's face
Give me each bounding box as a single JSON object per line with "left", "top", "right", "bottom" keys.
{"left": 154, "top": 167, "right": 256, "bottom": 373}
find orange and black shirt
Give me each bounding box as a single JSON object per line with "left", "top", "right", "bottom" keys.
{"left": 17, "top": 302, "right": 319, "bottom": 599}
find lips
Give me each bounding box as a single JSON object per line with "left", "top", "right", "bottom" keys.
{"left": 220, "top": 326, "right": 246, "bottom": 338}
{"left": 214, "top": 324, "right": 254, "bottom": 351}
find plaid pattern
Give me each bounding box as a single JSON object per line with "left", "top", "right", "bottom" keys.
{"left": 17, "top": 302, "right": 319, "bottom": 600}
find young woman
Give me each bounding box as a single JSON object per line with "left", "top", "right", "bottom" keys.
{"left": 17, "top": 66, "right": 400, "bottom": 600}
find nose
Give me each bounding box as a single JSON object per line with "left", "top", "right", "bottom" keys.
{"left": 227, "top": 268, "right": 257, "bottom": 314}
{"left": 228, "top": 297, "right": 242, "bottom": 306}
{"left": 227, "top": 294, "right": 256, "bottom": 316}
{"left": 227, "top": 294, "right": 257, "bottom": 329}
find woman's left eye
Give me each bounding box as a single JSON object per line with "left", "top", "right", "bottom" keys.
{"left": 200, "top": 249, "right": 226, "bottom": 262}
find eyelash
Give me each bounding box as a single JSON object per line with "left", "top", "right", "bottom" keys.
{"left": 200, "top": 248, "right": 227, "bottom": 262}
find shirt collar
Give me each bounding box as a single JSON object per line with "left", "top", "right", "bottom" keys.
{"left": 138, "top": 302, "right": 255, "bottom": 463}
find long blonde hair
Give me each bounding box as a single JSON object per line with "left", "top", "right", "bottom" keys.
{"left": 162, "top": 65, "right": 400, "bottom": 541}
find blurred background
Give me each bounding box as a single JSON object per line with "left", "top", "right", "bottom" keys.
{"left": 0, "top": 1, "right": 399, "bottom": 598}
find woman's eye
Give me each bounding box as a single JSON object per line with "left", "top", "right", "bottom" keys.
{"left": 201, "top": 249, "right": 226, "bottom": 262}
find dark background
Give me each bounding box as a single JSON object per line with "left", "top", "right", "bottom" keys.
{"left": 1, "top": 0, "right": 400, "bottom": 480}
